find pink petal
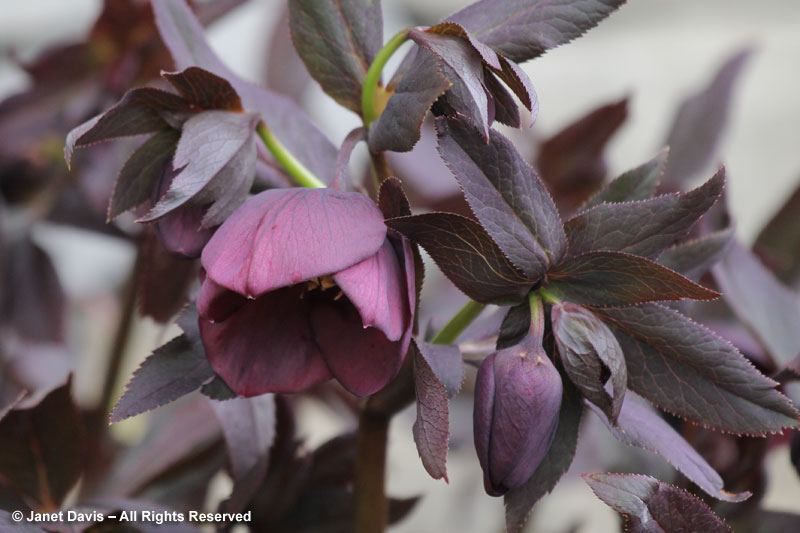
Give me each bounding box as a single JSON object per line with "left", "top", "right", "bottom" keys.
{"left": 199, "top": 286, "right": 332, "bottom": 396}
{"left": 310, "top": 299, "right": 406, "bottom": 397}
{"left": 201, "top": 188, "right": 387, "bottom": 297}
{"left": 196, "top": 276, "right": 247, "bottom": 322}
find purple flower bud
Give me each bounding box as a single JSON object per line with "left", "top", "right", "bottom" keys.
{"left": 196, "top": 187, "right": 416, "bottom": 397}
{"left": 473, "top": 334, "right": 563, "bottom": 496}
{"left": 151, "top": 161, "right": 214, "bottom": 258}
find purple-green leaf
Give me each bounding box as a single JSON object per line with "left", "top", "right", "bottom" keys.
{"left": 387, "top": 213, "right": 533, "bottom": 304}
{"left": 436, "top": 117, "right": 566, "bottom": 279}
{"left": 712, "top": 239, "right": 800, "bottom": 367}
{"left": 546, "top": 251, "right": 720, "bottom": 307}
{"left": 0, "top": 378, "right": 83, "bottom": 508}
{"left": 412, "top": 341, "right": 463, "bottom": 481}
{"left": 595, "top": 303, "right": 799, "bottom": 435}
{"left": 162, "top": 66, "right": 243, "bottom": 110}
{"left": 565, "top": 168, "right": 724, "bottom": 258}
{"left": 661, "top": 49, "right": 751, "bottom": 189}
{"left": 108, "top": 129, "right": 180, "bottom": 220}
{"left": 447, "top": 0, "right": 628, "bottom": 63}
{"left": 151, "top": 0, "right": 339, "bottom": 184}
{"left": 139, "top": 110, "right": 258, "bottom": 224}
{"left": 582, "top": 148, "right": 668, "bottom": 211}
{"left": 589, "top": 392, "right": 749, "bottom": 502}
{"left": 657, "top": 228, "right": 733, "bottom": 281}
{"left": 288, "top": 0, "right": 383, "bottom": 114}
{"left": 497, "top": 301, "right": 531, "bottom": 350}
{"left": 110, "top": 334, "right": 215, "bottom": 422}
{"left": 504, "top": 374, "right": 583, "bottom": 533}
{"left": 65, "top": 87, "right": 188, "bottom": 165}
{"left": 368, "top": 48, "right": 451, "bottom": 153}
{"left": 552, "top": 302, "right": 626, "bottom": 422}
{"left": 378, "top": 177, "right": 412, "bottom": 219}
{"left": 584, "top": 473, "right": 733, "bottom": 533}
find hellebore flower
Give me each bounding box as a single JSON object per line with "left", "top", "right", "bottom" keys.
{"left": 151, "top": 159, "right": 215, "bottom": 258}
{"left": 473, "top": 332, "right": 563, "bottom": 496}
{"left": 196, "top": 187, "right": 415, "bottom": 397}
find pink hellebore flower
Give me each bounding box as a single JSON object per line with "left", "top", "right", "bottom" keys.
{"left": 196, "top": 188, "right": 415, "bottom": 397}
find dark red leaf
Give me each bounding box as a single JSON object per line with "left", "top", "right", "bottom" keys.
{"left": 755, "top": 176, "right": 800, "bottom": 286}
{"left": 162, "top": 66, "right": 243, "bottom": 110}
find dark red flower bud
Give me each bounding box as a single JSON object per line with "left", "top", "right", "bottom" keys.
{"left": 473, "top": 333, "right": 563, "bottom": 496}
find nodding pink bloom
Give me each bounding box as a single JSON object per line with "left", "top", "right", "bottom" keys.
{"left": 151, "top": 161, "right": 214, "bottom": 258}
{"left": 196, "top": 187, "right": 415, "bottom": 397}
{"left": 473, "top": 333, "right": 563, "bottom": 496}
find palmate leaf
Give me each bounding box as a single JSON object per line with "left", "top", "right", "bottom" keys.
{"left": 546, "top": 251, "right": 719, "bottom": 307}
{"left": 504, "top": 373, "right": 583, "bottom": 533}
{"left": 589, "top": 392, "right": 749, "bottom": 502}
{"left": 595, "top": 303, "right": 799, "bottom": 435}
{"left": 411, "top": 340, "right": 464, "bottom": 482}
{"left": 565, "top": 168, "right": 724, "bottom": 258}
{"left": 387, "top": 213, "right": 532, "bottom": 304}
{"left": 584, "top": 473, "right": 732, "bottom": 533}
{"left": 446, "top": 0, "right": 628, "bottom": 63}
{"left": 436, "top": 118, "right": 566, "bottom": 279}
{"left": 581, "top": 148, "right": 668, "bottom": 210}
{"left": 713, "top": 239, "right": 800, "bottom": 367}
{"left": 288, "top": 0, "right": 383, "bottom": 114}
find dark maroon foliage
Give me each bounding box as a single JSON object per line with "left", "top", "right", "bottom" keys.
{"left": 1, "top": 0, "right": 798, "bottom": 532}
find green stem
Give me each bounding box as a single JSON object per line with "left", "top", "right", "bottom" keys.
{"left": 538, "top": 286, "right": 562, "bottom": 305}
{"left": 430, "top": 299, "right": 486, "bottom": 345}
{"left": 256, "top": 122, "right": 326, "bottom": 189}
{"left": 362, "top": 29, "right": 410, "bottom": 126}
{"left": 528, "top": 291, "right": 544, "bottom": 344}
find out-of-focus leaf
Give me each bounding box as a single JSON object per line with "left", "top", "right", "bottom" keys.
{"left": 0, "top": 378, "right": 83, "bottom": 508}
{"left": 447, "top": 0, "right": 627, "bottom": 63}
{"left": 791, "top": 432, "right": 800, "bottom": 479}
{"left": 410, "top": 28, "right": 491, "bottom": 138}
{"left": 581, "top": 148, "right": 668, "bottom": 210}
{"left": 162, "top": 66, "right": 242, "bottom": 110}
{"left": 552, "top": 302, "right": 626, "bottom": 422}
{"left": 589, "top": 392, "right": 749, "bottom": 502}
{"left": 211, "top": 394, "right": 276, "bottom": 512}
{"left": 596, "top": 303, "right": 799, "bottom": 435}
{"left": 713, "top": 240, "right": 800, "bottom": 367}
{"left": 387, "top": 213, "right": 532, "bottom": 304}
{"left": 584, "top": 473, "right": 733, "bottom": 533}
{"left": 536, "top": 98, "right": 628, "bottom": 215}
{"left": 65, "top": 88, "right": 188, "bottom": 165}
{"left": 368, "top": 49, "right": 451, "bottom": 153}
{"left": 729, "top": 510, "right": 800, "bottom": 533}
{"left": 137, "top": 230, "right": 197, "bottom": 323}
{"left": 151, "top": 0, "right": 339, "bottom": 184}
{"left": 109, "top": 129, "right": 180, "bottom": 220}
{"left": 657, "top": 228, "right": 733, "bottom": 281}
{"left": 0, "top": 510, "right": 46, "bottom": 532}
{"left": 546, "top": 251, "right": 719, "bottom": 307}
{"left": 504, "top": 374, "right": 583, "bottom": 533}
{"left": 661, "top": 49, "right": 751, "bottom": 189}
{"left": 265, "top": 5, "right": 311, "bottom": 101}
{"left": 110, "top": 333, "right": 214, "bottom": 423}
{"left": 289, "top": 0, "right": 382, "bottom": 114}
{"left": 565, "top": 169, "right": 724, "bottom": 258}
{"left": 1, "top": 236, "right": 66, "bottom": 342}
{"left": 755, "top": 178, "right": 800, "bottom": 285}
{"left": 436, "top": 117, "right": 566, "bottom": 279}
{"left": 139, "top": 110, "right": 258, "bottom": 223}
{"left": 497, "top": 302, "right": 530, "bottom": 350}
{"left": 412, "top": 341, "right": 463, "bottom": 481}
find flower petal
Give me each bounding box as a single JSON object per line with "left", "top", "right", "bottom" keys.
{"left": 199, "top": 286, "right": 332, "bottom": 396}
{"left": 196, "top": 276, "right": 247, "bottom": 322}
{"left": 334, "top": 240, "right": 407, "bottom": 342}
{"left": 311, "top": 299, "right": 406, "bottom": 397}
{"left": 201, "top": 188, "right": 387, "bottom": 297}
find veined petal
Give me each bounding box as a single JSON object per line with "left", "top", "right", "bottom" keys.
{"left": 201, "top": 188, "right": 387, "bottom": 297}
{"left": 199, "top": 286, "right": 332, "bottom": 396}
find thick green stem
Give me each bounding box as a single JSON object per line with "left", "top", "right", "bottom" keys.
{"left": 528, "top": 291, "right": 544, "bottom": 344}
{"left": 353, "top": 411, "right": 389, "bottom": 533}
{"left": 256, "top": 122, "right": 326, "bottom": 189}
{"left": 538, "top": 286, "right": 562, "bottom": 305}
{"left": 361, "top": 29, "right": 410, "bottom": 126}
